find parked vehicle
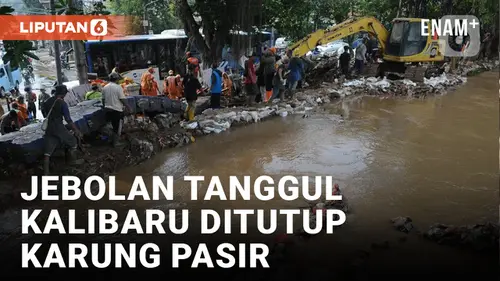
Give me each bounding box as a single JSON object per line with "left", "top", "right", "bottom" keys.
{"left": 0, "top": 61, "right": 21, "bottom": 95}
{"left": 306, "top": 40, "right": 350, "bottom": 59}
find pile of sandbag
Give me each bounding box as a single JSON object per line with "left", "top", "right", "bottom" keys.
{"left": 180, "top": 102, "right": 315, "bottom": 135}
{"left": 424, "top": 222, "right": 499, "bottom": 253}
{"left": 322, "top": 73, "right": 467, "bottom": 98}
{"left": 455, "top": 58, "right": 499, "bottom": 76}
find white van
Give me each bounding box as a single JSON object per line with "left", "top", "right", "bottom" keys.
{"left": 0, "top": 62, "right": 22, "bottom": 95}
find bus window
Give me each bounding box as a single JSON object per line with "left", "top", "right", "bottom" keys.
{"left": 115, "top": 43, "right": 134, "bottom": 72}
{"left": 136, "top": 43, "right": 156, "bottom": 67}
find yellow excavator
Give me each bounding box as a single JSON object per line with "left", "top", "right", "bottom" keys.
{"left": 288, "top": 17, "right": 445, "bottom": 81}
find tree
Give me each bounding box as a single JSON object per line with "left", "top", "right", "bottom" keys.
{"left": 263, "top": 0, "right": 314, "bottom": 40}
{"left": 55, "top": 0, "right": 113, "bottom": 84}
{"left": 0, "top": 6, "right": 39, "bottom": 70}
{"left": 175, "top": 0, "right": 260, "bottom": 66}
{"left": 262, "top": 0, "right": 352, "bottom": 41}
{"left": 110, "top": 0, "right": 181, "bottom": 34}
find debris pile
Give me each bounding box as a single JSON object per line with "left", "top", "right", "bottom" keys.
{"left": 391, "top": 216, "right": 414, "bottom": 233}
{"left": 456, "top": 58, "right": 499, "bottom": 76}
{"left": 423, "top": 222, "right": 499, "bottom": 253}
{"left": 180, "top": 102, "right": 315, "bottom": 135}
{"left": 305, "top": 55, "right": 342, "bottom": 86}
{"left": 324, "top": 74, "right": 466, "bottom": 99}
{"left": 390, "top": 216, "right": 499, "bottom": 253}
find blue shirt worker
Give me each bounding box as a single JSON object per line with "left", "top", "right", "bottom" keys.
{"left": 210, "top": 63, "right": 223, "bottom": 109}
{"left": 286, "top": 50, "right": 304, "bottom": 99}
{"left": 41, "top": 85, "right": 84, "bottom": 175}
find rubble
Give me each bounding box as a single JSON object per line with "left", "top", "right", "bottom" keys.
{"left": 423, "top": 222, "right": 499, "bottom": 253}
{"left": 390, "top": 217, "right": 499, "bottom": 253}
{"left": 179, "top": 101, "right": 317, "bottom": 136}
{"left": 391, "top": 216, "right": 414, "bottom": 233}
{"left": 455, "top": 59, "right": 500, "bottom": 76}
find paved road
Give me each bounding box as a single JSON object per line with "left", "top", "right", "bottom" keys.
{"left": 1, "top": 48, "right": 79, "bottom": 119}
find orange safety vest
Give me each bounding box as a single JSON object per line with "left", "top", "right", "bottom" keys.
{"left": 141, "top": 72, "right": 158, "bottom": 96}
{"left": 223, "top": 76, "right": 232, "bottom": 96}
{"left": 187, "top": 57, "right": 199, "bottom": 66}
{"left": 15, "top": 102, "right": 29, "bottom": 120}
{"left": 165, "top": 76, "right": 179, "bottom": 99}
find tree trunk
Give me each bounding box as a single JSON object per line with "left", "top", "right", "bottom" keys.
{"left": 175, "top": 0, "right": 232, "bottom": 68}
{"left": 396, "top": 0, "right": 402, "bottom": 17}
{"left": 69, "top": 0, "right": 87, "bottom": 84}
{"left": 176, "top": 0, "right": 212, "bottom": 66}
{"left": 72, "top": 40, "right": 88, "bottom": 84}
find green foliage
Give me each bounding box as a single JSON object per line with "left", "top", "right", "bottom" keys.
{"left": 263, "top": 0, "right": 352, "bottom": 40}
{"left": 0, "top": 6, "right": 39, "bottom": 69}
{"left": 86, "top": 2, "right": 111, "bottom": 15}
{"left": 264, "top": 0, "right": 499, "bottom": 41}
{"left": 2, "top": 41, "right": 39, "bottom": 69}
{"left": 110, "top": 0, "right": 181, "bottom": 34}
{"left": 0, "top": 5, "right": 14, "bottom": 15}
{"left": 356, "top": 0, "right": 400, "bottom": 25}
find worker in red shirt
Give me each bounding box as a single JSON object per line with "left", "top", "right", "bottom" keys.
{"left": 186, "top": 52, "right": 201, "bottom": 77}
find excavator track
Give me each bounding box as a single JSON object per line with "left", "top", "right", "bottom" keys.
{"left": 404, "top": 65, "right": 444, "bottom": 82}
{"left": 403, "top": 66, "right": 427, "bottom": 82}
{"left": 361, "top": 63, "right": 380, "bottom": 78}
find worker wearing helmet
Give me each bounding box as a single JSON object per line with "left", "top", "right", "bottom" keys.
{"left": 120, "top": 77, "right": 134, "bottom": 95}
{"left": 85, "top": 83, "right": 102, "bottom": 100}
{"left": 164, "top": 70, "right": 181, "bottom": 99}
{"left": 186, "top": 51, "right": 201, "bottom": 76}
{"left": 140, "top": 67, "right": 160, "bottom": 96}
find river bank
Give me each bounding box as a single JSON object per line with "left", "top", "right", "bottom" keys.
{"left": 0, "top": 60, "right": 497, "bottom": 203}
{"left": 0, "top": 69, "right": 497, "bottom": 279}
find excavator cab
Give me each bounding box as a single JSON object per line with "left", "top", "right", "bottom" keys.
{"left": 381, "top": 18, "right": 444, "bottom": 81}
{"left": 385, "top": 20, "right": 428, "bottom": 57}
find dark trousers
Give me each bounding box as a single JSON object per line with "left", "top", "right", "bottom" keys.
{"left": 28, "top": 102, "right": 36, "bottom": 119}
{"left": 210, "top": 94, "right": 221, "bottom": 109}
{"left": 355, "top": 59, "right": 364, "bottom": 74}
{"left": 105, "top": 108, "right": 124, "bottom": 134}
{"left": 245, "top": 83, "right": 258, "bottom": 105}
{"left": 2, "top": 125, "right": 16, "bottom": 134}
{"left": 264, "top": 73, "right": 274, "bottom": 91}
{"left": 44, "top": 127, "right": 78, "bottom": 157}
{"left": 341, "top": 65, "right": 349, "bottom": 77}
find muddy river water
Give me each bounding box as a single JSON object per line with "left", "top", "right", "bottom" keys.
{"left": 121, "top": 71, "right": 497, "bottom": 223}
{"left": 0, "top": 72, "right": 497, "bottom": 277}
{"left": 116, "top": 71, "right": 498, "bottom": 271}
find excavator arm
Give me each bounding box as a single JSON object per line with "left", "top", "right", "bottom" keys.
{"left": 289, "top": 17, "right": 390, "bottom": 57}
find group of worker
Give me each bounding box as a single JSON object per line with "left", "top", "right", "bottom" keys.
{"left": 243, "top": 47, "right": 305, "bottom": 104}
{"left": 337, "top": 37, "right": 376, "bottom": 78}
{"left": 41, "top": 71, "right": 132, "bottom": 175}
{"left": 0, "top": 84, "right": 84, "bottom": 174}
{"left": 0, "top": 86, "right": 54, "bottom": 135}
{"left": 130, "top": 52, "right": 235, "bottom": 121}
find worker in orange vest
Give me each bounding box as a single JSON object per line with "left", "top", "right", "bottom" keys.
{"left": 121, "top": 77, "right": 134, "bottom": 95}
{"left": 140, "top": 67, "right": 159, "bottom": 96}
{"left": 164, "top": 70, "right": 182, "bottom": 100}
{"left": 12, "top": 96, "right": 29, "bottom": 122}
{"left": 186, "top": 52, "right": 201, "bottom": 76}
{"left": 175, "top": 74, "right": 183, "bottom": 97}
{"left": 222, "top": 72, "right": 233, "bottom": 97}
